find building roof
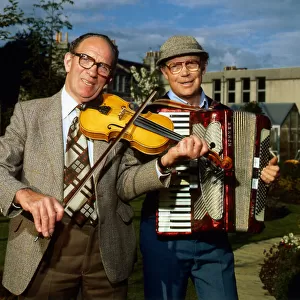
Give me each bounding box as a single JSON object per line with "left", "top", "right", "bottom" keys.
{"left": 229, "top": 103, "right": 298, "bottom": 126}
{"left": 203, "top": 66, "right": 300, "bottom": 82}
{"left": 116, "top": 58, "right": 145, "bottom": 73}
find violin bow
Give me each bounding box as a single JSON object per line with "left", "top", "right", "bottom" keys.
{"left": 64, "top": 89, "right": 158, "bottom": 204}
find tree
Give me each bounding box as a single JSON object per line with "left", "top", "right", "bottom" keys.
{"left": 20, "top": 0, "right": 74, "bottom": 100}
{"left": 240, "top": 101, "right": 264, "bottom": 115}
{"left": 130, "top": 66, "right": 164, "bottom": 105}
{"left": 0, "top": 0, "right": 24, "bottom": 40}
{"left": 0, "top": 0, "right": 74, "bottom": 133}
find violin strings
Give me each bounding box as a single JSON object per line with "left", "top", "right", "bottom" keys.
{"left": 133, "top": 114, "right": 218, "bottom": 169}
{"left": 134, "top": 115, "right": 183, "bottom": 142}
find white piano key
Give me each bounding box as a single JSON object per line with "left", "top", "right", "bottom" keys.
{"left": 158, "top": 216, "right": 191, "bottom": 221}
{"left": 158, "top": 207, "right": 191, "bottom": 212}
{"left": 158, "top": 221, "right": 192, "bottom": 227}
{"left": 158, "top": 227, "right": 192, "bottom": 232}
{"left": 159, "top": 199, "right": 191, "bottom": 204}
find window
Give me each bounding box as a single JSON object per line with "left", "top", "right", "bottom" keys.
{"left": 213, "top": 79, "right": 221, "bottom": 102}
{"left": 257, "top": 77, "right": 266, "bottom": 102}
{"left": 228, "top": 79, "right": 235, "bottom": 103}
{"left": 113, "top": 75, "right": 119, "bottom": 91}
{"left": 121, "top": 75, "right": 126, "bottom": 92}
{"left": 242, "top": 78, "right": 250, "bottom": 103}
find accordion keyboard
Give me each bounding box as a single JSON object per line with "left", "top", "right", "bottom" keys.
{"left": 157, "top": 111, "right": 194, "bottom": 233}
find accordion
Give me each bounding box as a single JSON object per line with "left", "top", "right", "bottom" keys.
{"left": 156, "top": 109, "right": 271, "bottom": 235}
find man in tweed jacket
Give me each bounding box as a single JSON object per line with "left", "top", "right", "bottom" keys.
{"left": 0, "top": 33, "right": 208, "bottom": 299}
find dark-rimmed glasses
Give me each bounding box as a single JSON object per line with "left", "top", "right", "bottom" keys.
{"left": 72, "top": 52, "right": 112, "bottom": 77}
{"left": 165, "top": 60, "right": 201, "bottom": 75}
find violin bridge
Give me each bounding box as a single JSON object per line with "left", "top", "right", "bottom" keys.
{"left": 118, "top": 107, "right": 126, "bottom": 120}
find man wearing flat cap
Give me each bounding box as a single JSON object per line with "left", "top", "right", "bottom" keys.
{"left": 139, "top": 35, "right": 280, "bottom": 300}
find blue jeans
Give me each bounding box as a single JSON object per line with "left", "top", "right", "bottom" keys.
{"left": 140, "top": 216, "right": 238, "bottom": 300}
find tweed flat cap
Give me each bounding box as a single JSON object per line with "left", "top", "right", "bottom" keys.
{"left": 156, "top": 35, "right": 207, "bottom": 66}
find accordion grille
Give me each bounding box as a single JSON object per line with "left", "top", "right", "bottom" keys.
{"left": 234, "top": 112, "right": 256, "bottom": 231}
{"left": 192, "top": 121, "right": 224, "bottom": 221}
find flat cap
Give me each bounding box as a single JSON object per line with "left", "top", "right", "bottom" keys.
{"left": 156, "top": 35, "right": 207, "bottom": 66}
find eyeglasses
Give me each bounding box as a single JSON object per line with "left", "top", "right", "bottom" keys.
{"left": 165, "top": 60, "right": 201, "bottom": 75}
{"left": 72, "top": 52, "right": 112, "bottom": 77}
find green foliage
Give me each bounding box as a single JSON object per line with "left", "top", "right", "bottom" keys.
{"left": 240, "top": 101, "right": 264, "bottom": 114}
{"left": 272, "top": 162, "right": 300, "bottom": 204}
{"left": 19, "top": 0, "right": 73, "bottom": 100}
{"left": 0, "top": 0, "right": 24, "bottom": 40}
{"left": 281, "top": 161, "right": 300, "bottom": 180}
{"left": 259, "top": 233, "right": 300, "bottom": 300}
{"left": 130, "top": 66, "right": 164, "bottom": 104}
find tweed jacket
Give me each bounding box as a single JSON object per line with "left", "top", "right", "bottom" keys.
{"left": 0, "top": 91, "right": 168, "bottom": 295}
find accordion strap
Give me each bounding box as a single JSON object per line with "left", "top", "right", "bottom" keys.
{"left": 148, "top": 99, "right": 205, "bottom": 112}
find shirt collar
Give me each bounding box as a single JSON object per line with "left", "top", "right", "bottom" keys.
{"left": 167, "top": 89, "right": 208, "bottom": 109}
{"left": 62, "top": 86, "right": 79, "bottom": 119}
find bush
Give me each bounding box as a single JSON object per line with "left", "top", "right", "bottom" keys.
{"left": 268, "top": 161, "right": 300, "bottom": 204}
{"left": 259, "top": 233, "right": 300, "bottom": 300}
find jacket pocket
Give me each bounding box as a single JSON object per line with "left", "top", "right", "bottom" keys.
{"left": 116, "top": 202, "right": 134, "bottom": 224}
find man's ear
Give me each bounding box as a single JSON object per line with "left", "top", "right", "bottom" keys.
{"left": 160, "top": 67, "right": 169, "bottom": 81}
{"left": 64, "top": 52, "right": 73, "bottom": 73}
{"left": 201, "top": 63, "right": 207, "bottom": 76}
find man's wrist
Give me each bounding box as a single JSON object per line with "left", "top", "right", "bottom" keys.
{"left": 157, "top": 156, "right": 173, "bottom": 174}
{"left": 13, "top": 188, "right": 30, "bottom": 209}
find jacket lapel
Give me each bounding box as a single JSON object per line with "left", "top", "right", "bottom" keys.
{"left": 39, "top": 91, "right": 64, "bottom": 197}
{"left": 93, "top": 139, "right": 111, "bottom": 184}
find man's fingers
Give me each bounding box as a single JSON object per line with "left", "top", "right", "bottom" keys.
{"left": 40, "top": 204, "right": 50, "bottom": 237}
{"left": 31, "top": 205, "right": 42, "bottom": 234}
{"left": 54, "top": 202, "right": 65, "bottom": 222}
{"left": 269, "top": 155, "right": 278, "bottom": 166}
{"left": 177, "top": 136, "right": 208, "bottom": 158}
{"left": 21, "top": 192, "right": 63, "bottom": 238}
{"left": 47, "top": 205, "right": 59, "bottom": 237}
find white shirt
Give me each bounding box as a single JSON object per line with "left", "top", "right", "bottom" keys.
{"left": 167, "top": 89, "right": 209, "bottom": 109}
{"left": 61, "top": 86, "right": 94, "bottom": 165}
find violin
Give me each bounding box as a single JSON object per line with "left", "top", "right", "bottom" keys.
{"left": 79, "top": 93, "right": 233, "bottom": 170}
{"left": 79, "top": 93, "right": 175, "bottom": 155}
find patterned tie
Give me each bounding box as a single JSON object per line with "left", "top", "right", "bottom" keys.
{"left": 63, "top": 108, "right": 97, "bottom": 226}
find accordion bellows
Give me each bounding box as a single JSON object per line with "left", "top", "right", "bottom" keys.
{"left": 156, "top": 109, "right": 271, "bottom": 235}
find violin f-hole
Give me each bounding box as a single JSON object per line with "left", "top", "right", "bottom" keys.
{"left": 107, "top": 124, "right": 124, "bottom": 130}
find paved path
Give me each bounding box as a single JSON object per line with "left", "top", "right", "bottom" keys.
{"left": 234, "top": 237, "right": 280, "bottom": 300}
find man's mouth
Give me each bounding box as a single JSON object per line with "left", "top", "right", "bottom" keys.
{"left": 180, "top": 80, "right": 193, "bottom": 86}
{"left": 82, "top": 78, "right": 94, "bottom": 86}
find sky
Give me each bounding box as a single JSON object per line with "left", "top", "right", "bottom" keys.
{"left": 1, "top": 0, "right": 300, "bottom": 71}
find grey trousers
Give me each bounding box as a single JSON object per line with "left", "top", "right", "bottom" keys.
{"left": 19, "top": 217, "right": 128, "bottom": 300}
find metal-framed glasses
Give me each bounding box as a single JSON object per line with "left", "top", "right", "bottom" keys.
{"left": 165, "top": 60, "right": 201, "bottom": 75}
{"left": 72, "top": 52, "right": 112, "bottom": 77}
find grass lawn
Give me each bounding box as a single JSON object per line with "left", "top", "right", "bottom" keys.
{"left": 1, "top": 195, "right": 300, "bottom": 299}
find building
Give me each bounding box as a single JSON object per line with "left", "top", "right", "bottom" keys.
{"left": 201, "top": 66, "right": 300, "bottom": 161}
{"left": 201, "top": 66, "right": 300, "bottom": 111}
{"left": 156, "top": 64, "right": 300, "bottom": 161}
{"left": 107, "top": 58, "right": 145, "bottom": 101}
{"left": 230, "top": 103, "right": 299, "bottom": 162}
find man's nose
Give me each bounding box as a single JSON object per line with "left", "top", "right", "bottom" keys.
{"left": 87, "top": 64, "right": 98, "bottom": 76}
{"left": 180, "top": 64, "right": 190, "bottom": 75}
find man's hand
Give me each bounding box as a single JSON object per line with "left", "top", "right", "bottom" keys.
{"left": 159, "top": 135, "right": 208, "bottom": 169}
{"left": 14, "top": 189, "right": 64, "bottom": 238}
{"left": 261, "top": 156, "right": 280, "bottom": 185}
